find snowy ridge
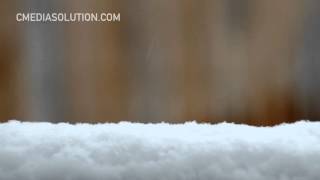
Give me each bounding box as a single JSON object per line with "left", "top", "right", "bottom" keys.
{"left": 0, "top": 120, "right": 320, "bottom": 180}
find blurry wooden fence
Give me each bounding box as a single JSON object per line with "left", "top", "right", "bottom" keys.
{"left": 1, "top": 0, "right": 318, "bottom": 125}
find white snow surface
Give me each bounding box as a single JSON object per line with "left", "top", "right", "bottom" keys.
{"left": 0, "top": 120, "right": 320, "bottom": 180}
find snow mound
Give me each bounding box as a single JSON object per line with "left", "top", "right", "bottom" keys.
{"left": 0, "top": 120, "right": 320, "bottom": 180}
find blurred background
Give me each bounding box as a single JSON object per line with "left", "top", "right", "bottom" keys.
{"left": 1, "top": 0, "right": 319, "bottom": 125}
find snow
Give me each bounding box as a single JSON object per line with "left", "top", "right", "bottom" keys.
{"left": 0, "top": 120, "right": 320, "bottom": 180}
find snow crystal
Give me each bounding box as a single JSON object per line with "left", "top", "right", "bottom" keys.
{"left": 0, "top": 120, "right": 320, "bottom": 180}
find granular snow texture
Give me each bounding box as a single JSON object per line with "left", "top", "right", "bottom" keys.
{"left": 0, "top": 120, "right": 320, "bottom": 180}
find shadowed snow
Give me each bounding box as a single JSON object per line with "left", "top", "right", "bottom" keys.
{"left": 0, "top": 120, "right": 320, "bottom": 180}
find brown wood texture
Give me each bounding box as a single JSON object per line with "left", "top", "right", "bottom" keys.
{"left": 0, "top": 0, "right": 312, "bottom": 125}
